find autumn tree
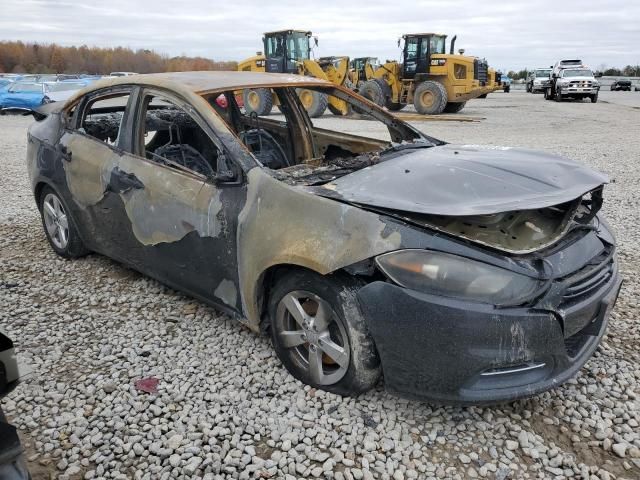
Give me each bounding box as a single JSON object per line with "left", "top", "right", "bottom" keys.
{"left": 0, "top": 41, "right": 236, "bottom": 74}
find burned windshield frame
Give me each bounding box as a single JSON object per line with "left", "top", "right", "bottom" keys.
{"left": 301, "top": 85, "right": 439, "bottom": 146}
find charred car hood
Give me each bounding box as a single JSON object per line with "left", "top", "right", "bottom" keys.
{"left": 317, "top": 144, "right": 608, "bottom": 216}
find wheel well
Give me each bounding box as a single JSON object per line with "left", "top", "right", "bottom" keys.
{"left": 34, "top": 181, "right": 51, "bottom": 209}
{"left": 257, "top": 264, "right": 317, "bottom": 333}
{"left": 256, "top": 264, "right": 368, "bottom": 334}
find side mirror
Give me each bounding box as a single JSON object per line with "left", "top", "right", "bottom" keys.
{"left": 314, "top": 36, "right": 318, "bottom": 47}
{"left": 397, "top": 38, "right": 401, "bottom": 47}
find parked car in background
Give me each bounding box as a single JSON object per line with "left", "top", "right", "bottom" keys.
{"left": 527, "top": 68, "right": 552, "bottom": 93}
{"left": 44, "top": 81, "right": 90, "bottom": 102}
{"left": 19, "top": 74, "right": 80, "bottom": 82}
{"left": 27, "top": 71, "right": 621, "bottom": 404}
{"left": 546, "top": 62, "right": 599, "bottom": 103}
{"left": 0, "top": 81, "right": 88, "bottom": 112}
{"left": 610, "top": 79, "right": 632, "bottom": 91}
{"left": 0, "top": 82, "right": 50, "bottom": 112}
{"left": 0, "top": 78, "right": 14, "bottom": 92}
{"left": 500, "top": 74, "right": 511, "bottom": 92}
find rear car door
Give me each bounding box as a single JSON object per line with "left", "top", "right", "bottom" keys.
{"left": 106, "top": 88, "right": 246, "bottom": 312}
{"left": 57, "top": 87, "right": 135, "bottom": 257}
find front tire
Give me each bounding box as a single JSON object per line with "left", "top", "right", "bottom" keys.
{"left": 269, "top": 270, "right": 381, "bottom": 396}
{"left": 555, "top": 88, "right": 563, "bottom": 102}
{"left": 443, "top": 101, "right": 466, "bottom": 113}
{"left": 39, "top": 186, "right": 88, "bottom": 258}
{"left": 244, "top": 88, "right": 273, "bottom": 116}
{"left": 591, "top": 93, "right": 598, "bottom": 103}
{"left": 413, "top": 81, "right": 448, "bottom": 114}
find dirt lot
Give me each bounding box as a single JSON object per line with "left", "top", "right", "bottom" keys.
{"left": 0, "top": 90, "right": 639, "bottom": 480}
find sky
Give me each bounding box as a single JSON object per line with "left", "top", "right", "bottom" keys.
{"left": 1, "top": 0, "right": 639, "bottom": 71}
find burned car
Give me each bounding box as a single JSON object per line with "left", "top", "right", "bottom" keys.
{"left": 27, "top": 72, "right": 621, "bottom": 404}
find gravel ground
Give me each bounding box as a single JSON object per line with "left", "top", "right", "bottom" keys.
{"left": 1, "top": 91, "right": 639, "bottom": 480}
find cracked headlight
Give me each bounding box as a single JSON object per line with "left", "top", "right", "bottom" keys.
{"left": 376, "top": 250, "right": 541, "bottom": 306}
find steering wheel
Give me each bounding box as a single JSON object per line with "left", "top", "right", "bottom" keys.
{"left": 240, "top": 129, "right": 289, "bottom": 169}
{"left": 152, "top": 144, "right": 215, "bottom": 178}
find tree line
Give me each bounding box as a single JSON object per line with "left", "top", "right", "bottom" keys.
{"left": 0, "top": 41, "right": 237, "bottom": 74}
{"left": 506, "top": 65, "right": 640, "bottom": 80}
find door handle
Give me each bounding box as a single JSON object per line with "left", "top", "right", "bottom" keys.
{"left": 107, "top": 167, "right": 145, "bottom": 193}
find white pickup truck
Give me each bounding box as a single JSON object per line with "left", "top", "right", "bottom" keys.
{"left": 545, "top": 59, "right": 600, "bottom": 103}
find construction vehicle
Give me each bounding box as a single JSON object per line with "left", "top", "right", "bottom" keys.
{"left": 237, "top": 30, "right": 351, "bottom": 117}
{"left": 358, "top": 34, "right": 493, "bottom": 114}
{"left": 349, "top": 57, "right": 380, "bottom": 89}
{"left": 476, "top": 68, "right": 504, "bottom": 98}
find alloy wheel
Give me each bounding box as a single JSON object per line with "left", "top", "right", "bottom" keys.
{"left": 43, "top": 193, "right": 69, "bottom": 250}
{"left": 275, "top": 290, "right": 350, "bottom": 385}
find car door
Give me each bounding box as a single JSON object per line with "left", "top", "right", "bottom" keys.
{"left": 107, "top": 88, "right": 246, "bottom": 313}
{"left": 56, "top": 86, "right": 136, "bottom": 258}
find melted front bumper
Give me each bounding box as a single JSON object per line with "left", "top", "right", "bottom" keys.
{"left": 357, "top": 264, "right": 621, "bottom": 405}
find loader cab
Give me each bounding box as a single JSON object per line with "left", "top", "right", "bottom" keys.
{"left": 263, "top": 30, "right": 312, "bottom": 74}
{"left": 351, "top": 57, "right": 379, "bottom": 83}
{"left": 402, "top": 34, "right": 447, "bottom": 79}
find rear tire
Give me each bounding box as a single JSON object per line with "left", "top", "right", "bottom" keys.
{"left": 39, "top": 186, "right": 88, "bottom": 259}
{"left": 386, "top": 102, "right": 405, "bottom": 111}
{"left": 443, "top": 101, "right": 466, "bottom": 113}
{"left": 359, "top": 79, "right": 386, "bottom": 107}
{"left": 504, "top": 85, "right": 510, "bottom": 93}
{"left": 269, "top": 270, "right": 381, "bottom": 396}
{"left": 297, "top": 89, "right": 328, "bottom": 118}
{"left": 244, "top": 88, "right": 273, "bottom": 116}
{"left": 413, "top": 81, "right": 448, "bottom": 114}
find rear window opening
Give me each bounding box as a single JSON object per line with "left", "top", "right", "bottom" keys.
{"left": 202, "top": 85, "right": 431, "bottom": 185}
{"left": 79, "top": 93, "right": 130, "bottom": 145}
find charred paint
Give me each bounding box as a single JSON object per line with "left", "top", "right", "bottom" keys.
{"left": 237, "top": 168, "right": 403, "bottom": 327}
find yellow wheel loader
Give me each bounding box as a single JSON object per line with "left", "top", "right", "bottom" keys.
{"left": 358, "top": 34, "right": 492, "bottom": 114}
{"left": 349, "top": 57, "right": 380, "bottom": 90}
{"left": 237, "top": 30, "right": 351, "bottom": 117}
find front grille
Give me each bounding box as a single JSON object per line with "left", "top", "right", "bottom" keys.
{"left": 474, "top": 59, "right": 488, "bottom": 84}
{"left": 561, "top": 250, "right": 614, "bottom": 305}
{"left": 569, "top": 81, "right": 593, "bottom": 87}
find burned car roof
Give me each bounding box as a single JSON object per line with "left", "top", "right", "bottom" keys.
{"left": 64, "top": 71, "right": 333, "bottom": 104}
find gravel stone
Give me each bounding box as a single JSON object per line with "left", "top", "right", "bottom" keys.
{"left": 612, "top": 443, "right": 627, "bottom": 458}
